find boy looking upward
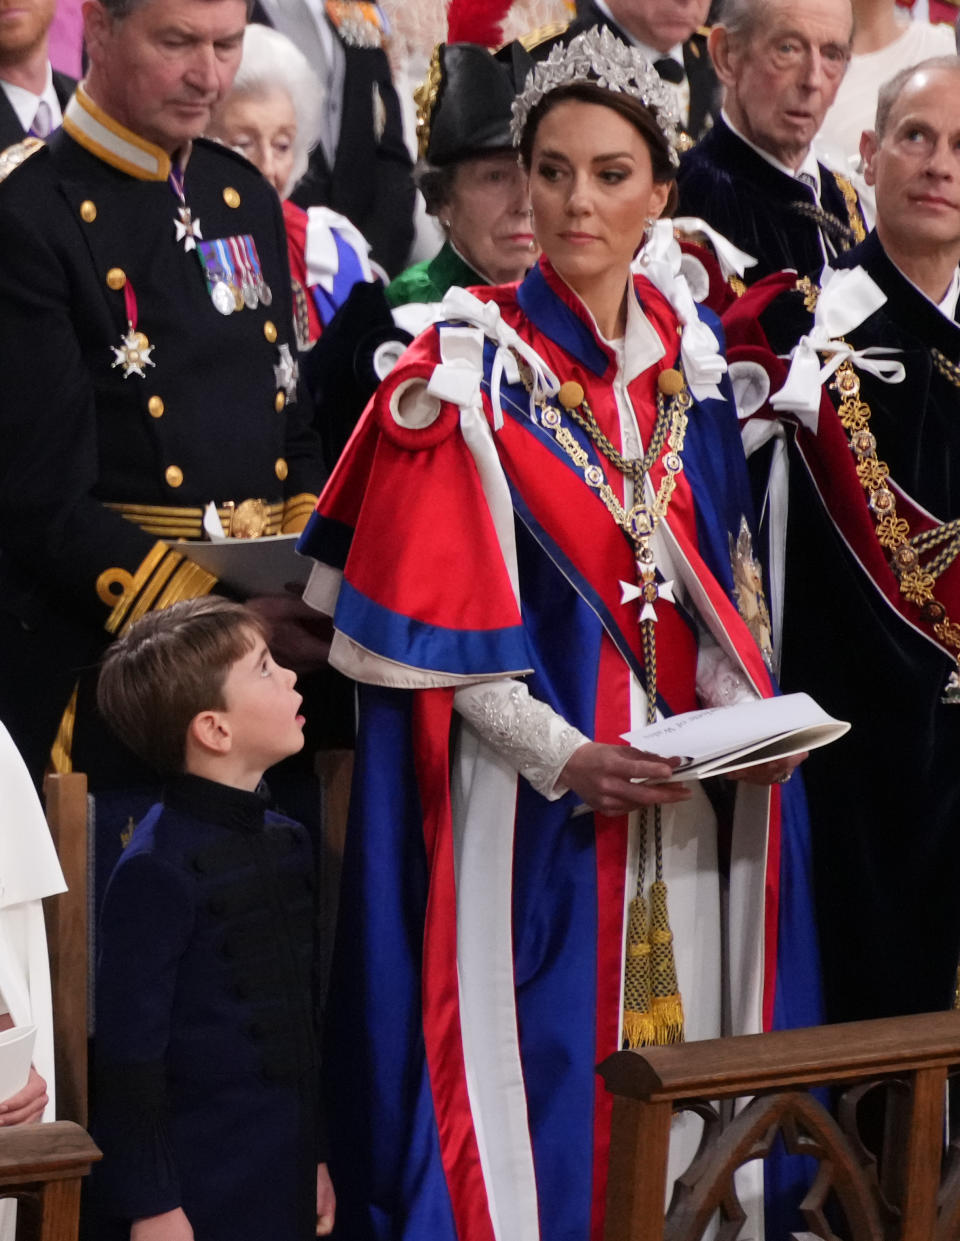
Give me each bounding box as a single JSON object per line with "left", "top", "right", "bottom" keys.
{"left": 90, "top": 597, "right": 334, "bottom": 1241}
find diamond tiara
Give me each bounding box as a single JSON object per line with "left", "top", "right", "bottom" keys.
{"left": 510, "top": 26, "right": 682, "bottom": 167}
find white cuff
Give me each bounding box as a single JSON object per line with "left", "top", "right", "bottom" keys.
{"left": 454, "top": 679, "right": 589, "bottom": 800}
{"left": 696, "top": 640, "right": 757, "bottom": 708}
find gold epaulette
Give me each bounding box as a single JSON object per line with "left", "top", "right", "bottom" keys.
{"left": 96, "top": 541, "right": 217, "bottom": 637}
{"left": 0, "top": 136, "right": 44, "bottom": 185}
{"left": 515, "top": 20, "right": 570, "bottom": 52}
{"left": 325, "top": 0, "right": 385, "bottom": 48}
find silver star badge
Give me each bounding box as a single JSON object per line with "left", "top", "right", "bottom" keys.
{"left": 274, "top": 342, "right": 299, "bottom": 403}
{"left": 110, "top": 328, "right": 155, "bottom": 379}
{"left": 174, "top": 206, "right": 202, "bottom": 252}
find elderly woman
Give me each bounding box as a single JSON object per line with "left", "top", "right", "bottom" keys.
{"left": 300, "top": 27, "right": 821, "bottom": 1240}
{"left": 386, "top": 41, "right": 537, "bottom": 312}
{"left": 208, "top": 23, "right": 376, "bottom": 350}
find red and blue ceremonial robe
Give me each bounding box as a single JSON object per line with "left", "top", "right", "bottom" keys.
{"left": 299, "top": 259, "right": 822, "bottom": 1240}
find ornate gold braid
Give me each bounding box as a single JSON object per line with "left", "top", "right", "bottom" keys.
{"left": 832, "top": 358, "right": 960, "bottom": 661}
{"left": 564, "top": 391, "right": 672, "bottom": 484}
{"left": 931, "top": 347, "right": 960, "bottom": 391}
{"left": 788, "top": 199, "right": 858, "bottom": 250}
{"left": 530, "top": 371, "right": 691, "bottom": 888}
{"left": 832, "top": 172, "right": 867, "bottom": 244}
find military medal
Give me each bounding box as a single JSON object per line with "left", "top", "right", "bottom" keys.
{"left": 197, "top": 239, "right": 240, "bottom": 314}
{"left": 174, "top": 204, "right": 202, "bottom": 252}
{"left": 196, "top": 234, "right": 272, "bottom": 317}
{"left": 243, "top": 236, "right": 273, "bottom": 306}
{"left": 169, "top": 166, "right": 202, "bottom": 252}
{"left": 230, "top": 236, "right": 259, "bottom": 309}
{"left": 274, "top": 342, "right": 299, "bottom": 402}
{"left": 109, "top": 279, "right": 156, "bottom": 378}
{"left": 210, "top": 275, "right": 235, "bottom": 316}
{"left": 111, "top": 323, "right": 155, "bottom": 377}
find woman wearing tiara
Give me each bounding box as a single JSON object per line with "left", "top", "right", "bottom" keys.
{"left": 300, "top": 27, "right": 821, "bottom": 1241}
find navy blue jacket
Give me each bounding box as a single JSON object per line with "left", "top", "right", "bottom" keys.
{"left": 89, "top": 774, "right": 323, "bottom": 1240}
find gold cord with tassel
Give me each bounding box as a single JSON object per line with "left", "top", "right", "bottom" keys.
{"left": 622, "top": 876, "right": 655, "bottom": 1048}
{"left": 549, "top": 373, "right": 690, "bottom": 1049}
{"left": 621, "top": 613, "right": 685, "bottom": 1048}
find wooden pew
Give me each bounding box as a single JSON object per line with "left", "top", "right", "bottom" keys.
{"left": 601, "top": 1010, "right": 960, "bottom": 1240}
{"left": 0, "top": 1122, "right": 99, "bottom": 1241}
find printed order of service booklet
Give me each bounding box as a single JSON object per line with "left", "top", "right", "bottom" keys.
{"left": 172, "top": 533, "right": 310, "bottom": 598}
{"left": 0, "top": 1023, "right": 35, "bottom": 1102}
{"left": 622, "top": 693, "right": 850, "bottom": 782}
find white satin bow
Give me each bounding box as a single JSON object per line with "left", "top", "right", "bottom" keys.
{"left": 670, "top": 216, "right": 758, "bottom": 281}
{"left": 635, "top": 219, "right": 728, "bottom": 401}
{"left": 437, "top": 286, "right": 560, "bottom": 429}
{"left": 771, "top": 265, "right": 905, "bottom": 430}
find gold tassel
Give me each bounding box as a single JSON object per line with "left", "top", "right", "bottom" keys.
{"left": 650, "top": 879, "right": 685, "bottom": 1044}
{"left": 621, "top": 893, "right": 656, "bottom": 1048}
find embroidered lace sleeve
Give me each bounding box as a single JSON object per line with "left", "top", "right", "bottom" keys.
{"left": 696, "top": 635, "right": 758, "bottom": 708}
{"left": 453, "top": 679, "right": 589, "bottom": 800}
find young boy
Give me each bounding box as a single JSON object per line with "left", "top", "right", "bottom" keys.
{"left": 89, "top": 597, "right": 335, "bottom": 1241}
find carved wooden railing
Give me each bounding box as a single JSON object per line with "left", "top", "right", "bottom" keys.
{"left": 0, "top": 1121, "right": 100, "bottom": 1240}
{"left": 600, "top": 1010, "right": 960, "bottom": 1241}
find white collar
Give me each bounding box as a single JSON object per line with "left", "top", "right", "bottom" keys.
{"left": 722, "top": 108, "right": 821, "bottom": 193}
{"left": 939, "top": 268, "right": 960, "bottom": 320}
{"left": 64, "top": 84, "right": 181, "bottom": 180}
{"left": 595, "top": 281, "right": 666, "bottom": 384}
{"left": 0, "top": 62, "right": 61, "bottom": 135}
{"left": 592, "top": 0, "right": 683, "bottom": 65}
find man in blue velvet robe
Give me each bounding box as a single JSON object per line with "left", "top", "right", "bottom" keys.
{"left": 723, "top": 57, "right": 960, "bottom": 1027}
{"left": 678, "top": 0, "right": 866, "bottom": 285}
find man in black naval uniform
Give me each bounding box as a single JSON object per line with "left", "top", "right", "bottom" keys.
{"left": 0, "top": 0, "right": 325, "bottom": 788}
{"left": 677, "top": 0, "right": 866, "bottom": 285}
{"left": 251, "top": 0, "right": 414, "bottom": 276}
{"left": 722, "top": 57, "right": 960, "bottom": 1027}
{"left": 538, "top": 0, "right": 718, "bottom": 143}
{"left": 0, "top": 0, "right": 74, "bottom": 150}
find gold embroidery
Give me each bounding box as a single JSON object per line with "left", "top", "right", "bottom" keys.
{"left": 832, "top": 173, "right": 867, "bottom": 244}
{"left": 795, "top": 275, "right": 820, "bottom": 313}
{"left": 832, "top": 358, "right": 960, "bottom": 697}
{"left": 730, "top": 516, "right": 774, "bottom": 668}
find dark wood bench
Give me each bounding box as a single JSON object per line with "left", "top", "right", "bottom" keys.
{"left": 601, "top": 1010, "right": 960, "bottom": 1240}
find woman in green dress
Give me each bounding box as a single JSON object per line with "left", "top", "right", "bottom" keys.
{"left": 387, "top": 42, "right": 538, "bottom": 311}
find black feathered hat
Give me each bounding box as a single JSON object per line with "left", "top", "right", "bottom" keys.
{"left": 414, "top": 41, "right": 532, "bottom": 165}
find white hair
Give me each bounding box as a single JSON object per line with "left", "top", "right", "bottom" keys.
{"left": 228, "top": 22, "right": 326, "bottom": 195}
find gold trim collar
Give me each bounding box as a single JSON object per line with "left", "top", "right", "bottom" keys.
{"left": 63, "top": 85, "right": 178, "bottom": 181}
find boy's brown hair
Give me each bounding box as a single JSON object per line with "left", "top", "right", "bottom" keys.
{"left": 96, "top": 597, "right": 267, "bottom": 775}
